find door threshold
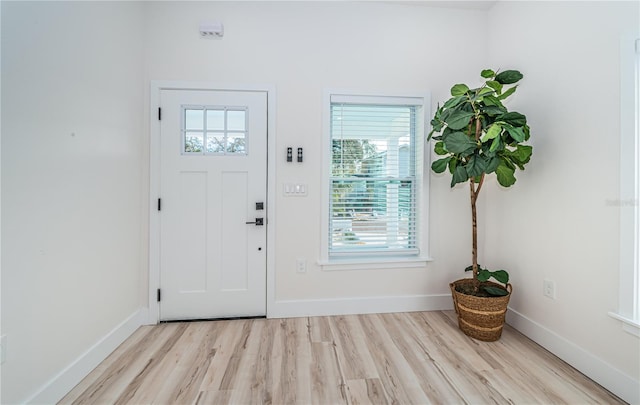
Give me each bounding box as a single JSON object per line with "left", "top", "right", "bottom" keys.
{"left": 160, "top": 315, "right": 266, "bottom": 323}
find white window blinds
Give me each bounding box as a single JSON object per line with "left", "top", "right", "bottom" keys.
{"left": 329, "top": 95, "right": 423, "bottom": 256}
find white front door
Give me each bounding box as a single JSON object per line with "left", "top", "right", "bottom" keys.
{"left": 159, "top": 89, "right": 267, "bottom": 321}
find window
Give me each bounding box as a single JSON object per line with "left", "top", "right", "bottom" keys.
{"left": 322, "top": 92, "right": 429, "bottom": 265}
{"left": 182, "top": 106, "right": 247, "bottom": 155}
{"left": 610, "top": 37, "right": 640, "bottom": 337}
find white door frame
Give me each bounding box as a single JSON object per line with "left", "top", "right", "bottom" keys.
{"left": 148, "top": 81, "right": 276, "bottom": 324}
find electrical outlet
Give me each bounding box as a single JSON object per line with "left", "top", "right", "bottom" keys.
{"left": 1, "top": 335, "right": 6, "bottom": 364}
{"left": 543, "top": 279, "right": 556, "bottom": 299}
{"left": 296, "top": 258, "right": 307, "bottom": 273}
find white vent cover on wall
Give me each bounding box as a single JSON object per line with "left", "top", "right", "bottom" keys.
{"left": 200, "top": 21, "right": 223, "bottom": 38}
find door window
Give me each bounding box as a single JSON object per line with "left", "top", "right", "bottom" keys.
{"left": 182, "top": 106, "right": 248, "bottom": 155}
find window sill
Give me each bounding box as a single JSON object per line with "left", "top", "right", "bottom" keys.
{"left": 608, "top": 312, "right": 640, "bottom": 338}
{"left": 318, "top": 256, "right": 432, "bottom": 271}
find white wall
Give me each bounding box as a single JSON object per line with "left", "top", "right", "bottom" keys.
{"left": 143, "top": 1, "right": 488, "bottom": 309}
{"left": 485, "top": 1, "right": 639, "bottom": 401}
{"left": 1, "top": 2, "right": 489, "bottom": 402}
{"left": 1, "top": 2, "right": 145, "bottom": 403}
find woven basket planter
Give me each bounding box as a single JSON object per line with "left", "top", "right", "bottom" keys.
{"left": 450, "top": 278, "right": 512, "bottom": 342}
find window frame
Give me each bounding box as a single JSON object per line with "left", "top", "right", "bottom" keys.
{"left": 319, "top": 90, "right": 432, "bottom": 270}
{"left": 180, "top": 104, "right": 249, "bottom": 156}
{"left": 609, "top": 37, "right": 640, "bottom": 337}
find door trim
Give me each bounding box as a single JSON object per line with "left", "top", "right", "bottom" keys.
{"left": 148, "top": 81, "right": 276, "bottom": 324}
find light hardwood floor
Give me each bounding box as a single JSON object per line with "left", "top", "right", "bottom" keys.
{"left": 60, "top": 311, "right": 624, "bottom": 404}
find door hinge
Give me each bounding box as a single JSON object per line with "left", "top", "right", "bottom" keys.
{"left": 158, "top": 107, "right": 162, "bottom": 121}
{"left": 157, "top": 288, "right": 161, "bottom": 302}
{"left": 157, "top": 198, "right": 161, "bottom": 211}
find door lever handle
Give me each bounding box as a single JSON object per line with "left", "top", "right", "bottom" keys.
{"left": 245, "top": 218, "right": 264, "bottom": 226}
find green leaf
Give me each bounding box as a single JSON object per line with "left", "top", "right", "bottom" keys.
{"left": 465, "top": 155, "right": 487, "bottom": 178}
{"left": 486, "top": 80, "right": 503, "bottom": 94}
{"left": 485, "top": 155, "right": 500, "bottom": 173}
{"left": 507, "top": 144, "right": 533, "bottom": 166}
{"left": 490, "top": 270, "right": 510, "bottom": 284}
{"left": 451, "top": 165, "right": 469, "bottom": 187}
{"left": 482, "top": 105, "right": 507, "bottom": 117}
{"left": 482, "top": 286, "right": 509, "bottom": 296}
{"left": 502, "top": 155, "right": 516, "bottom": 170}
{"left": 481, "top": 69, "right": 495, "bottom": 78}
{"left": 444, "top": 111, "right": 475, "bottom": 130}
{"left": 451, "top": 83, "right": 470, "bottom": 96}
{"left": 430, "top": 117, "right": 442, "bottom": 129}
{"left": 431, "top": 104, "right": 442, "bottom": 120}
{"left": 434, "top": 141, "right": 448, "bottom": 155}
{"left": 489, "top": 136, "right": 502, "bottom": 153}
{"left": 495, "top": 70, "right": 523, "bottom": 85}
{"left": 497, "top": 85, "right": 517, "bottom": 100}
{"left": 431, "top": 157, "right": 450, "bottom": 173}
{"left": 448, "top": 157, "right": 458, "bottom": 174}
{"left": 429, "top": 118, "right": 444, "bottom": 139}
{"left": 496, "top": 161, "right": 516, "bottom": 187}
{"left": 443, "top": 96, "right": 466, "bottom": 109}
{"left": 482, "top": 95, "right": 504, "bottom": 108}
{"left": 441, "top": 125, "right": 457, "bottom": 136}
{"left": 477, "top": 269, "right": 491, "bottom": 281}
{"left": 499, "top": 112, "right": 527, "bottom": 127}
{"left": 443, "top": 131, "right": 477, "bottom": 155}
{"left": 506, "top": 126, "right": 526, "bottom": 143}
{"left": 472, "top": 88, "right": 493, "bottom": 103}
{"left": 428, "top": 126, "right": 442, "bottom": 140}
{"left": 464, "top": 264, "right": 483, "bottom": 272}
{"left": 477, "top": 87, "right": 494, "bottom": 97}
{"left": 481, "top": 123, "right": 502, "bottom": 142}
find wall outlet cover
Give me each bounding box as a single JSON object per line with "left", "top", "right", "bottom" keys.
{"left": 296, "top": 258, "right": 307, "bottom": 273}
{"left": 543, "top": 279, "right": 556, "bottom": 299}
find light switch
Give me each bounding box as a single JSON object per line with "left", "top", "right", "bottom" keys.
{"left": 283, "top": 183, "right": 308, "bottom": 197}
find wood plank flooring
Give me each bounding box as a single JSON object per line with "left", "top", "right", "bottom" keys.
{"left": 59, "top": 311, "right": 624, "bottom": 404}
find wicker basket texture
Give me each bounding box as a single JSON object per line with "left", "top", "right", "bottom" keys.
{"left": 450, "top": 278, "right": 512, "bottom": 342}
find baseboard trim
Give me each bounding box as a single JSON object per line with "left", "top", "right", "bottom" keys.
{"left": 506, "top": 308, "right": 639, "bottom": 404}
{"left": 268, "top": 294, "right": 453, "bottom": 318}
{"left": 24, "top": 308, "right": 147, "bottom": 405}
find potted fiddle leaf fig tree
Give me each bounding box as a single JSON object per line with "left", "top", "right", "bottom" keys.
{"left": 428, "top": 68, "right": 533, "bottom": 341}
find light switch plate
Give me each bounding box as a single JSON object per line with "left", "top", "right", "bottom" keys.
{"left": 283, "top": 183, "right": 308, "bottom": 197}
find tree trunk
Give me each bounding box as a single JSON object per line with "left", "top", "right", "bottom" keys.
{"left": 470, "top": 117, "right": 483, "bottom": 282}
{"left": 471, "top": 180, "right": 478, "bottom": 280}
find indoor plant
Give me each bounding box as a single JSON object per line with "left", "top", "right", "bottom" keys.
{"left": 428, "top": 68, "right": 533, "bottom": 341}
